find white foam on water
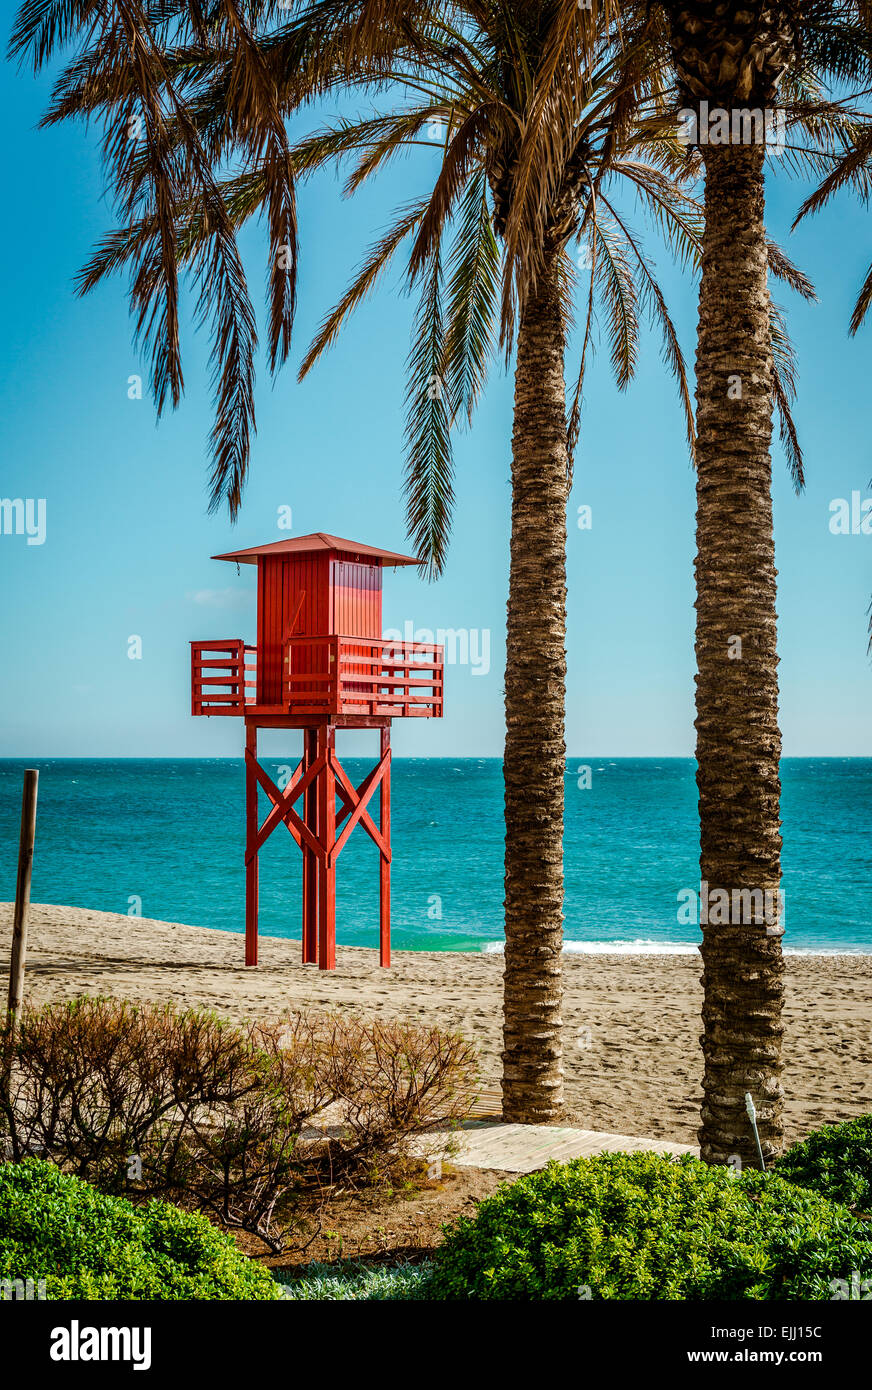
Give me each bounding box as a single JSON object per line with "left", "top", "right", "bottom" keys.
{"left": 482, "top": 939, "right": 698, "bottom": 956}
{"left": 481, "top": 940, "right": 871, "bottom": 957}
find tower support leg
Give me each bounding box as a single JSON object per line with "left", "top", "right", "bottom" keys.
{"left": 318, "top": 724, "right": 336, "bottom": 970}
{"left": 380, "top": 725, "right": 391, "bottom": 967}
{"left": 302, "top": 726, "right": 318, "bottom": 964}
{"left": 245, "top": 723, "right": 259, "bottom": 967}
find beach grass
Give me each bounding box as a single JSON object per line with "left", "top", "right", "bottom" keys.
{"left": 274, "top": 1260, "right": 432, "bottom": 1301}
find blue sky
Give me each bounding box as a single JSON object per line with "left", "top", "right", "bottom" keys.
{"left": 0, "top": 56, "right": 870, "bottom": 759}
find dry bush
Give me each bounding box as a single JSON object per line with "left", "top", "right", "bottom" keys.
{"left": 308, "top": 1013, "right": 478, "bottom": 1178}
{"left": 0, "top": 997, "right": 478, "bottom": 1252}
{"left": 2, "top": 998, "right": 177, "bottom": 1184}
{"left": 1, "top": 999, "right": 261, "bottom": 1192}
{"left": 159, "top": 1018, "right": 337, "bottom": 1251}
{"left": 160, "top": 1097, "right": 309, "bottom": 1253}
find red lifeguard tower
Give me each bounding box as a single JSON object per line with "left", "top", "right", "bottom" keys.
{"left": 190, "top": 533, "right": 443, "bottom": 970}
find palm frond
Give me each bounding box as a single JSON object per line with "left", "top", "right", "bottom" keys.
{"left": 849, "top": 258, "right": 872, "bottom": 332}
{"left": 591, "top": 214, "right": 639, "bottom": 391}
{"left": 403, "top": 242, "right": 454, "bottom": 578}
{"left": 344, "top": 104, "right": 461, "bottom": 194}
{"left": 793, "top": 120, "right": 872, "bottom": 224}
{"left": 298, "top": 197, "right": 429, "bottom": 379}
{"left": 608, "top": 160, "right": 703, "bottom": 271}
{"left": 198, "top": 212, "right": 259, "bottom": 518}
{"left": 443, "top": 170, "right": 500, "bottom": 423}
{"left": 407, "top": 103, "right": 492, "bottom": 281}
{"left": 769, "top": 299, "right": 805, "bottom": 493}
{"left": 566, "top": 232, "right": 598, "bottom": 468}
{"left": 289, "top": 111, "right": 435, "bottom": 181}
{"left": 766, "top": 241, "right": 818, "bottom": 301}
{"left": 598, "top": 193, "right": 695, "bottom": 457}
{"left": 9, "top": 0, "right": 95, "bottom": 70}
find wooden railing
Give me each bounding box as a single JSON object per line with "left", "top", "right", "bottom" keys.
{"left": 192, "top": 635, "right": 443, "bottom": 718}
{"left": 190, "top": 640, "right": 257, "bottom": 715}
{"left": 287, "top": 636, "right": 443, "bottom": 718}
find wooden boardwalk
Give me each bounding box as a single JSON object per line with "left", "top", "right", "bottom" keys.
{"left": 419, "top": 1086, "right": 698, "bottom": 1174}
{"left": 432, "top": 1119, "right": 697, "bottom": 1174}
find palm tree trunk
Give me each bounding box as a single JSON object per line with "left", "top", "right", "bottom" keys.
{"left": 502, "top": 243, "right": 567, "bottom": 1124}
{"left": 695, "top": 141, "right": 784, "bottom": 1166}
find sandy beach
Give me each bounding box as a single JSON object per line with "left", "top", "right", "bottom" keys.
{"left": 2, "top": 902, "right": 870, "bottom": 1146}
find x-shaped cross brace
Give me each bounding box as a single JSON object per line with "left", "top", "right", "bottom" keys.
{"left": 244, "top": 744, "right": 390, "bottom": 867}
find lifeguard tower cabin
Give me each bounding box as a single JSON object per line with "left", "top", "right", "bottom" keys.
{"left": 190, "top": 533, "right": 443, "bottom": 971}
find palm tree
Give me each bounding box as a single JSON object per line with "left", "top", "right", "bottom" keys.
{"left": 11, "top": 0, "right": 713, "bottom": 1121}
{"left": 288, "top": 18, "right": 706, "bottom": 1123}
{"left": 624, "top": 0, "right": 872, "bottom": 1164}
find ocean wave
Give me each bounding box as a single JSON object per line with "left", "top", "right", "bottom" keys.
{"left": 482, "top": 939, "right": 698, "bottom": 956}
{"left": 481, "top": 939, "right": 872, "bottom": 957}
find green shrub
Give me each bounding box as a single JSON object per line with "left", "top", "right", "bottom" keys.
{"left": 0, "top": 1158, "right": 281, "bottom": 1300}
{"left": 777, "top": 1114, "right": 872, "bottom": 1212}
{"left": 428, "top": 1151, "right": 872, "bottom": 1300}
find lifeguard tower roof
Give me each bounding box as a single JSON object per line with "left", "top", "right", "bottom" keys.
{"left": 212, "top": 531, "right": 421, "bottom": 567}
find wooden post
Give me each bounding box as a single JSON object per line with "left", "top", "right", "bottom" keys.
{"left": 7, "top": 770, "right": 38, "bottom": 1022}
{"left": 379, "top": 726, "right": 391, "bottom": 967}
{"left": 245, "top": 725, "right": 259, "bottom": 966}
{"left": 318, "top": 725, "right": 336, "bottom": 970}
{"left": 302, "top": 726, "right": 318, "bottom": 964}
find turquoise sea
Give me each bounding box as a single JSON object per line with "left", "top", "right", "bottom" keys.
{"left": 0, "top": 758, "right": 870, "bottom": 954}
